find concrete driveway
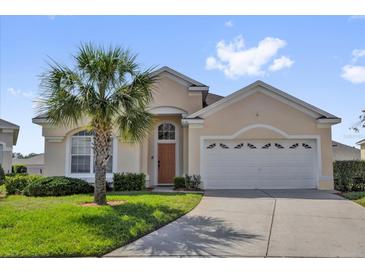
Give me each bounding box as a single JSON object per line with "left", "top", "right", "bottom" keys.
{"left": 105, "top": 189, "right": 365, "bottom": 257}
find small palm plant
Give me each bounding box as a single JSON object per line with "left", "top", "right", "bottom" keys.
{"left": 37, "top": 44, "right": 156, "bottom": 205}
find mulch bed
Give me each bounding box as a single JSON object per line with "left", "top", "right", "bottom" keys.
{"left": 80, "top": 200, "right": 127, "bottom": 207}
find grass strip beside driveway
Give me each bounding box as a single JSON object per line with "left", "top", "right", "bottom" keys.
{"left": 0, "top": 192, "right": 202, "bottom": 257}
{"left": 342, "top": 192, "right": 365, "bottom": 207}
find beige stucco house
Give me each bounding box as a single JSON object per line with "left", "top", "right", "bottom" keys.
{"left": 0, "top": 118, "right": 20, "bottom": 174}
{"left": 12, "top": 153, "right": 44, "bottom": 175}
{"left": 332, "top": 141, "right": 360, "bottom": 161}
{"left": 356, "top": 139, "right": 365, "bottom": 160}
{"left": 33, "top": 66, "right": 341, "bottom": 190}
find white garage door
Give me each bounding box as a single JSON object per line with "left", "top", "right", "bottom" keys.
{"left": 202, "top": 139, "right": 317, "bottom": 189}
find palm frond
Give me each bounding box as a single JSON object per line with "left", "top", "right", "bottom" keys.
{"left": 36, "top": 62, "right": 84, "bottom": 127}
{"left": 115, "top": 109, "right": 154, "bottom": 143}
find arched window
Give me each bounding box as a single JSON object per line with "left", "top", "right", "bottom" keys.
{"left": 158, "top": 123, "right": 175, "bottom": 140}
{"left": 71, "top": 130, "right": 113, "bottom": 174}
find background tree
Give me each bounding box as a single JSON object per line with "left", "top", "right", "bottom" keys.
{"left": 37, "top": 44, "right": 156, "bottom": 205}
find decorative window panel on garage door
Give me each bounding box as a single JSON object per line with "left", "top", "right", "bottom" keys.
{"left": 202, "top": 139, "right": 317, "bottom": 189}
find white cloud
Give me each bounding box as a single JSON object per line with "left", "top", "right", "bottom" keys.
{"left": 341, "top": 65, "right": 365, "bottom": 84}
{"left": 205, "top": 35, "right": 292, "bottom": 78}
{"left": 224, "top": 20, "right": 234, "bottom": 27}
{"left": 8, "top": 88, "right": 33, "bottom": 98}
{"left": 268, "top": 56, "right": 294, "bottom": 72}
{"left": 352, "top": 49, "right": 365, "bottom": 61}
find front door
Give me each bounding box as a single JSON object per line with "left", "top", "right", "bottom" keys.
{"left": 158, "top": 143, "right": 176, "bottom": 184}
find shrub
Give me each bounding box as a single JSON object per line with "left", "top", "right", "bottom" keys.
{"left": 173, "top": 176, "right": 185, "bottom": 189}
{"left": 0, "top": 164, "right": 5, "bottom": 185}
{"left": 11, "top": 164, "right": 27, "bottom": 174}
{"left": 4, "top": 174, "right": 42, "bottom": 194}
{"left": 185, "top": 174, "right": 202, "bottom": 190}
{"left": 0, "top": 184, "right": 6, "bottom": 198}
{"left": 24, "top": 176, "right": 93, "bottom": 197}
{"left": 113, "top": 172, "right": 146, "bottom": 191}
{"left": 333, "top": 161, "right": 365, "bottom": 192}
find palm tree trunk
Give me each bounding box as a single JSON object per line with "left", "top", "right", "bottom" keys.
{"left": 93, "top": 129, "right": 110, "bottom": 205}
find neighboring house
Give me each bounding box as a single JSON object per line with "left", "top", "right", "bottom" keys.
{"left": 332, "top": 141, "right": 360, "bottom": 161}
{"left": 33, "top": 66, "right": 341, "bottom": 190}
{"left": 0, "top": 118, "right": 20, "bottom": 174}
{"left": 12, "top": 154, "right": 44, "bottom": 175}
{"left": 356, "top": 139, "right": 365, "bottom": 160}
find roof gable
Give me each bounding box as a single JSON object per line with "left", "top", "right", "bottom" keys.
{"left": 188, "top": 81, "right": 340, "bottom": 124}
{"left": 0, "top": 118, "right": 20, "bottom": 145}
{"left": 152, "top": 66, "right": 208, "bottom": 89}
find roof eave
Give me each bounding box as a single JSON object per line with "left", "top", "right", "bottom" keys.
{"left": 317, "top": 117, "right": 342, "bottom": 125}
{"left": 152, "top": 66, "right": 208, "bottom": 88}
{"left": 188, "top": 80, "right": 341, "bottom": 121}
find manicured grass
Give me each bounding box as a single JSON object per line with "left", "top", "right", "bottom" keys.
{"left": 0, "top": 192, "right": 202, "bottom": 257}
{"left": 0, "top": 184, "right": 6, "bottom": 198}
{"left": 342, "top": 192, "right": 365, "bottom": 207}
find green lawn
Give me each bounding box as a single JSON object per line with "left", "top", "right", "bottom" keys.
{"left": 0, "top": 192, "right": 202, "bottom": 257}
{"left": 342, "top": 192, "right": 365, "bottom": 207}
{"left": 0, "top": 184, "right": 6, "bottom": 199}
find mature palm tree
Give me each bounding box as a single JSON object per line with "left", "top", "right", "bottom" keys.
{"left": 37, "top": 44, "right": 156, "bottom": 205}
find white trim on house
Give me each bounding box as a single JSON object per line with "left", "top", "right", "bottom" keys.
{"left": 148, "top": 106, "right": 188, "bottom": 116}
{"left": 45, "top": 136, "right": 64, "bottom": 143}
{"left": 199, "top": 123, "right": 321, "bottom": 189}
{"left": 64, "top": 129, "right": 117, "bottom": 182}
{"left": 152, "top": 66, "right": 208, "bottom": 88}
{"left": 317, "top": 118, "right": 342, "bottom": 125}
{"left": 32, "top": 118, "right": 48, "bottom": 125}
{"left": 181, "top": 118, "right": 204, "bottom": 126}
{"left": 356, "top": 139, "right": 365, "bottom": 145}
{"left": 188, "top": 86, "right": 209, "bottom": 91}
{"left": 153, "top": 120, "right": 180, "bottom": 186}
{"left": 188, "top": 81, "right": 340, "bottom": 122}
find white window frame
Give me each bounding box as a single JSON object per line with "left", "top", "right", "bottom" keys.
{"left": 65, "top": 130, "right": 117, "bottom": 181}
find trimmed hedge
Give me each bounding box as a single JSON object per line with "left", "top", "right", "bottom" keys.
{"left": 24, "top": 176, "right": 94, "bottom": 197}
{"left": 173, "top": 176, "right": 186, "bottom": 189}
{"left": 4, "top": 174, "right": 42, "bottom": 194}
{"left": 333, "top": 161, "right": 365, "bottom": 192}
{"left": 113, "top": 172, "right": 146, "bottom": 191}
{"left": 173, "top": 175, "right": 202, "bottom": 190}
{"left": 11, "top": 164, "right": 27, "bottom": 174}
{"left": 185, "top": 175, "right": 202, "bottom": 190}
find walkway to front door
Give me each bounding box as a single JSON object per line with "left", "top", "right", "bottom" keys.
{"left": 158, "top": 143, "right": 175, "bottom": 184}
{"left": 105, "top": 189, "right": 365, "bottom": 257}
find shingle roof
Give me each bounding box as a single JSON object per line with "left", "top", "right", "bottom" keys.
{"left": 205, "top": 93, "right": 224, "bottom": 106}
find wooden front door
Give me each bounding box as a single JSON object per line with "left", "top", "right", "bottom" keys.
{"left": 158, "top": 143, "right": 176, "bottom": 184}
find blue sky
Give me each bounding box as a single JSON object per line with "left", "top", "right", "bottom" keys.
{"left": 1, "top": 16, "right": 365, "bottom": 154}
